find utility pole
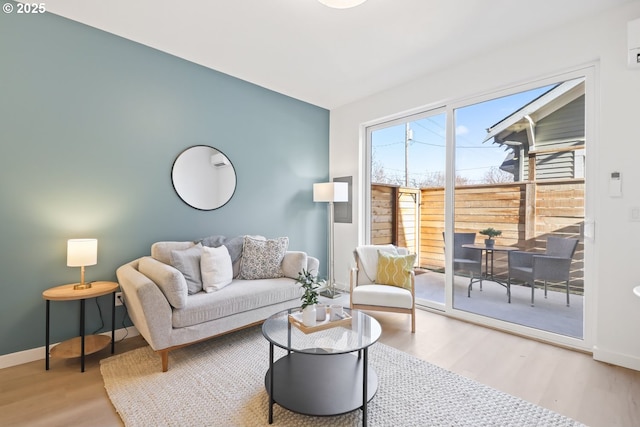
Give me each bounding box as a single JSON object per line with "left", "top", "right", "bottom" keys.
{"left": 405, "top": 123, "right": 413, "bottom": 187}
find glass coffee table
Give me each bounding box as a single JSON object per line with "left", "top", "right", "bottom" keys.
{"left": 262, "top": 307, "right": 381, "bottom": 426}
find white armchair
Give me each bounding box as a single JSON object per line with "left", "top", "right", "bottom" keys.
{"left": 349, "top": 245, "right": 416, "bottom": 332}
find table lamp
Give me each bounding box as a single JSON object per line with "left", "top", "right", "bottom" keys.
{"left": 67, "top": 238, "right": 98, "bottom": 290}
{"left": 313, "top": 182, "right": 348, "bottom": 298}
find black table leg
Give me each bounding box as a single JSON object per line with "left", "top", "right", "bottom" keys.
{"left": 111, "top": 292, "right": 116, "bottom": 354}
{"left": 489, "top": 249, "right": 495, "bottom": 277}
{"left": 80, "top": 299, "right": 85, "bottom": 373}
{"left": 269, "top": 342, "right": 274, "bottom": 424}
{"left": 45, "top": 300, "right": 50, "bottom": 370}
{"left": 363, "top": 347, "right": 368, "bottom": 427}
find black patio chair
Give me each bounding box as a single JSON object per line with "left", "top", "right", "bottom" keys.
{"left": 444, "top": 232, "right": 483, "bottom": 298}
{"left": 507, "top": 236, "right": 579, "bottom": 307}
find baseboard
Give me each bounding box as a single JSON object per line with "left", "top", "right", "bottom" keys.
{"left": 0, "top": 326, "right": 139, "bottom": 370}
{"left": 593, "top": 345, "right": 640, "bottom": 371}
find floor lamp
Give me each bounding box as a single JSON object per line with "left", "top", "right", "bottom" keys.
{"left": 313, "top": 182, "right": 349, "bottom": 298}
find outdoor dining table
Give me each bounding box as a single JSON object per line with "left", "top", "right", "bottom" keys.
{"left": 461, "top": 244, "right": 518, "bottom": 303}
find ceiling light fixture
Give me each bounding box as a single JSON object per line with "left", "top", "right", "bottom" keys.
{"left": 318, "top": 0, "right": 367, "bottom": 9}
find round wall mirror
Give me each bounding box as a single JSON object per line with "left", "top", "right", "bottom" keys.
{"left": 171, "top": 145, "right": 237, "bottom": 210}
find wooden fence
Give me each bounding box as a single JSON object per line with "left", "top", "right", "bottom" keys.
{"left": 372, "top": 179, "right": 584, "bottom": 293}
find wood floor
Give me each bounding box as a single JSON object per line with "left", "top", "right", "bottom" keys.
{"left": 2, "top": 308, "right": 639, "bottom": 427}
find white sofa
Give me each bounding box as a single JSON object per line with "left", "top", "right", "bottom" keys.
{"left": 116, "top": 237, "right": 319, "bottom": 372}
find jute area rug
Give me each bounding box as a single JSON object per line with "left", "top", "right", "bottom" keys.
{"left": 101, "top": 326, "right": 584, "bottom": 427}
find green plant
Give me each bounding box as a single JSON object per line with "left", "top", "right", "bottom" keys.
{"left": 479, "top": 227, "right": 502, "bottom": 239}
{"left": 297, "top": 269, "right": 320, "bottom": 309}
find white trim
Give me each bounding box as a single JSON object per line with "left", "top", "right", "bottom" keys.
{"left": 362, "top": 62, "right": 598, "bottom": 352}
{"left": 593, "top": 346, "right": 640, "bottom": 371}
{"left": 0, "top": 326, "right": 139, "bottom": 370}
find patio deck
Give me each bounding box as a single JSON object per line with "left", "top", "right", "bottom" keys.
{"left": 414, "top": 270, "right": 583, "bottom": 339}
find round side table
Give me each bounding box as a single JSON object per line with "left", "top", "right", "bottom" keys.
{"left": 43, "top": 281, "right": 119, "bottom": 372}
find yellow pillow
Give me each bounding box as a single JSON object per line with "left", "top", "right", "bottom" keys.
{"left": 376, "top": 251, "right": 416, "bottom": 289}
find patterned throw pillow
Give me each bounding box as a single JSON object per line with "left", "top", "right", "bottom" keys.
{"left": 376, "top": 250, "right": 416, "bottom": 289}
{"left": 239, "top": 236, "right": 289, "bottom": 280}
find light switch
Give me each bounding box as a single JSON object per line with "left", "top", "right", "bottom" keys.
{"left": 631, "top": 207, "right": 640, "bottom": 222}
{"left": 609, "top": 172, "right": 622, "bottom": 197}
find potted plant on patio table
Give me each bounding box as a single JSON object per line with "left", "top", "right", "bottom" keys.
{"left": 479, "top": 227, "right": 502, "bottom": 248}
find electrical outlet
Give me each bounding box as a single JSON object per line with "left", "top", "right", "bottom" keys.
{"left": 115, "top": 291, "right": 123, "bottom": 306}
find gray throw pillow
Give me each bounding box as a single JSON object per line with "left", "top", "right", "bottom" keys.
{"left": 239, "top": 236, "right": 288, "bottom": 280}
{"left": 199, "top": 234, "right": 226, "bottom": 248}
{"left": 222, "top": 235, "right": 245, "bottom": 263}
{"left": 199, "top": 234, "right": 245, "bottom": 263}
{"left": 170, "top": 243, "right": 203, "bottom": 294}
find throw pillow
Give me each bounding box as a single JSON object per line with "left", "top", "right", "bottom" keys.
{"left": 170, "top": 243, "right": 203, "bottom": 294}
{"left": 201, "top": 245, "right": 233, "bottom": 292}
{"left": 151, "top": 241, "right": 196, "bottom": 266}
{"left": 376, "top": 250, "right": 417, "bottom": 289}
{"left": 222, "top": 235, "right": 245, "bottom": 263}
{"left": 138, "top": 256, "right": 188, "bottom": 309}
{"left": 239, "top": 236, "right": 288, "bottom": 280}
{"left": 199, "top": 234, "right": 226, "bottom": 248}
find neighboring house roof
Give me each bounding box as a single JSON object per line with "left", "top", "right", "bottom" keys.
{"left": 483, "top": 78, "right": 584, "bottom": 146}
{"left": 482, "top": 77, "right": 586, "bottom": 180}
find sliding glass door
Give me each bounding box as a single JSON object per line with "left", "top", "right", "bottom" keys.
{"left": 452, "top": 78, "right": 585, "bottom": 339}
{"left": 366, "top": 68, "right": 592, "bottom": 346}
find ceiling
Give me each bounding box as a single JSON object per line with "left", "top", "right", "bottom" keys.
{"left": 41, "top": 0, "right": 632, "bottom": 109}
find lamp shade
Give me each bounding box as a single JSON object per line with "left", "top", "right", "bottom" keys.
{"left": 67, "top": 239, "right": 98, "bottom": 267}
{"left": 318, "top": 0, "right": 367, "bottom": 8}
{"left": 313, "top": 182, "right": 348, "bottom": 203}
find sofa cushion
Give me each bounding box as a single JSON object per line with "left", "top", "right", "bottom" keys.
{"left": 171, "top": 278, "right": 302, "bottom": 328}
{"left": 170, "top": 243, "right": 203, "bottom": 294}
{"left": 281, "top": 251, "right": 308, "bottom": 279}
{"left": 138, "top": 256, "right": 188, "bottom": 309}
{"left": 376, "top": 250, "right": 416, "bottom": 289}
{"left": 239, "top": 236, "right": 288, "bottom": 280}
{"left": 151, "top": 241, "right": 196, "bottom": 265}
{"left": 201, "top": 245, "right": 233, "bottom": 292}
{"left": 351, "top": 284, "right": 413, "bottom": 309}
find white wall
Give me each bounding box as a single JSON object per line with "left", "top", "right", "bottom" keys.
{"left": 330, "top": 2, "right": 640, "bottom": 370}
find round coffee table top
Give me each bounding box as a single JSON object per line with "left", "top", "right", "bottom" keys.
{"left": 262, "top": 308, "right": 381, "bottom": 355}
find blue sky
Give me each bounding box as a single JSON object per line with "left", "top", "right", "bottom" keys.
{"left": 372, "top": 84, "right": 554, "bottom": 185}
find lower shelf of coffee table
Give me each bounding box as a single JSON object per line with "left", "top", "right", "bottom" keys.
{"left": 265, "top": 351, "right": 377, "bottom": 416}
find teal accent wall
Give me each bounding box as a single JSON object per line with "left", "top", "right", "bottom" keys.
{"left": 0, "top": 6, "right": 329, "bottom": 356}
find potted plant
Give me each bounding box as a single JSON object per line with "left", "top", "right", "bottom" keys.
{"left": 479, "top": 227, "right": 502, "bottom": 248}
{"left": 297, "top": 269, "right": 320, "bottom": 326}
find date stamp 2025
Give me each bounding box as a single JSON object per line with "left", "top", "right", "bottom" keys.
{"left": 3, "top": 2, "right": 47, "bottom": 14}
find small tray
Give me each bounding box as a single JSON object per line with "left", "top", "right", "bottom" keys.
{"left": 288, "top": 308, "right": 352, "bottom": 334}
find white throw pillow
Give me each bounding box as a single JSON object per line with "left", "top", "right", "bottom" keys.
{"left": 201, "top": 245, "right": 233, "bottom": 292}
